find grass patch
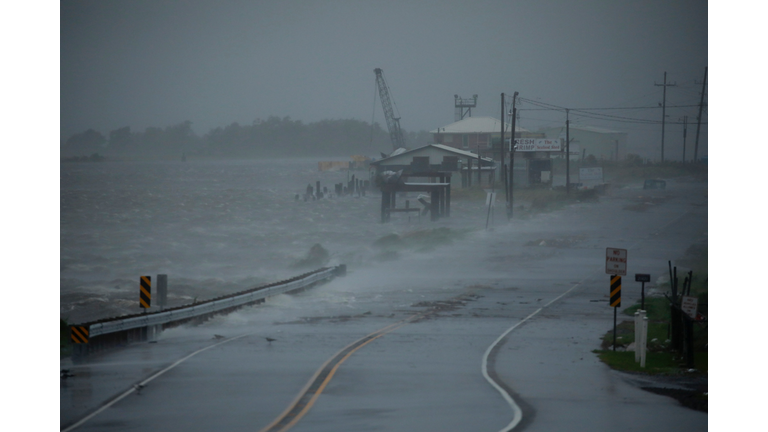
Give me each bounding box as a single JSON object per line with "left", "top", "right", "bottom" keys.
{"left": 593, "top": 350, "right": 707, "bottom": 375}
{"left": 600, "top": 319, "right": 671, "bottom": 352}
{"left": 596, "top": 243, "right": 708, "bottom": 375}
{"left": 624, "top": 297, "right": 670, "bottom": 321}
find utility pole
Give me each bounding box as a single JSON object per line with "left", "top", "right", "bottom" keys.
{"left": 500, "top": 93, "right": 506, "bottom": 206}
{"left": 508, "top": 92, "right": 518, "bottom": 218}
{"left": 694, "top": 67, "right": 707, "bottom": 163}
{"left": 655, "top": 72, "right": 677, "bottom": 162}
{"left": 681, "top": 115, "right": 688, "bottom": 163}
{"left": 566, "top": 109, "right": 570, "bottom": 195}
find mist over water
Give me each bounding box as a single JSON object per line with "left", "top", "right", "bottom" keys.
{"left": 60, "top": 158, "right": 503, "bottom": 323}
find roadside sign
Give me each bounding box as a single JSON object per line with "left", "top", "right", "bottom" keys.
{"left": 681, "top": 295, "right": 698, "bottom": 319}
{"left": 606, "top": 248, "right": 627, "bottom": 275}
{"left": 635, "top": 273, "right": 651, "bottom": 310}
{"left": 157, "top": 274, "right": 168, "bottom": 309}
{"left": 70, "top": 326, "right": 89, "bottom": 344}
{"left": 609, "top": 275, "right": 622, "bottom": 351}
{"left": 610, "top": 275, "right": 621, "bottom": 307}
{"left": 485, "top": 192, "right": 497, "bottom": 207}
{"left": 140, "top": 276, "right": 151, "bottom": 309}
{"left": 635, "top": 273, "right": 651, "bottom": 282}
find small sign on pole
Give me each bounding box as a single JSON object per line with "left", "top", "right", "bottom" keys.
{"left": 140, "top": 276, "right": 151, "bottom": 309}
{"left": 70, "top": 326, "right": 89, "bottom": 344}
{"left": 681, "top": 295, "right": 699, "bottom": 319}
{"left": 610, "top": 275, "right": 622, "bottom": 351}
{"left": 606, "top": 248, "right": 627, "bottom": 276}
{"left": 157, "top": 274, "right": 168, "bottom": 310}
{"left": 635, "top": 273, "right": 650, "bottom": 310}
{"left": 485, "top": 191, "right": 497, "bottom": 207}
{"left": 635, "top": 274, "right": 651, "bottom": 283}
{"left": 605, "top": 248, "right": 627, "bottom": 351}
{"left": 610, "top": 275, "right": 622, "bottom": 308}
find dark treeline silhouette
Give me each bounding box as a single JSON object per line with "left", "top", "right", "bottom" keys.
{"left": 61, "top": 117, "right": 432, "bottom": 160}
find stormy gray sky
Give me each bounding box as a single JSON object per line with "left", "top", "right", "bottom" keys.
{"left": 58, "top": 0, "right": 708, "bottom": 158}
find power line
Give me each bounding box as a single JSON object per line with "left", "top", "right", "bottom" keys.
{"left": 518, "top": 104, "right": 701, "bottom": 111}
{"left": 517, "top": 97, "right": 706, "bottom": 125}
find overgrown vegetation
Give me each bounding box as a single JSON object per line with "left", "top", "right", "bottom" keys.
{"left": 594, "top": 350, "right": 708, "bottom": 375}
{"left": 595, "top": 244, "right": 708, "bottom": 376}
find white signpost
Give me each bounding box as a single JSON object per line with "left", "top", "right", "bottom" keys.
{"left": 485, "top": 191, "right": 497, "bottom": 207}
{"left": 605, "top": 248, "right": 627, "bottom": 276}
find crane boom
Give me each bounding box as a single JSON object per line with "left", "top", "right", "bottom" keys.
{"left": 374, "top": 68, "right": 406, "bottom": 152}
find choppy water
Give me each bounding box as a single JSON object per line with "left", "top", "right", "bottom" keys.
{"left": 60, "top": 158, "right": 493, "bottom": 323}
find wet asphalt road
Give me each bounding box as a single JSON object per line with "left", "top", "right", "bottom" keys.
{"left": 61, "top": 179, "right": 707, "bottom": 431}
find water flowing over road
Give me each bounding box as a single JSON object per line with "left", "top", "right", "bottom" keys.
{"left": 61, "top": 159, "right": 707, "bottom": 431}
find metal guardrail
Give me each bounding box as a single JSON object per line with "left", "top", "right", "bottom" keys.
{"left": 77, "top": 266, "right": 344, "bottom": 339}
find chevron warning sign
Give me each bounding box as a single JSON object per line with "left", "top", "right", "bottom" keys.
{"left": 610, "top": 275, "right": 621, "bottom": 307}
{"left": 140, "top": 275, "right": 151, "bottom": 309}
{"left": 70, "top": 326, "right": 89, "bottom": 344}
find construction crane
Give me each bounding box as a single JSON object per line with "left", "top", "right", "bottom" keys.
{"left": 374, "top": 68, "right": 406, "bottom": 152}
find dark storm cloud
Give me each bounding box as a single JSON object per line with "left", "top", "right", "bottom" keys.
{"left": 60, "top": 0, "right": 707, "bottom": 157}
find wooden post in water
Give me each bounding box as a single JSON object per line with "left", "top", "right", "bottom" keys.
{"left": 477, "top": 147, "right": 482, "bottom": 185}
{"left": 405, "top": 200, "right": 410, "bottom": 223}
{"left": 430, "top": 190, "right": 439, "bottom": 221}
{"left": 381, "top": 191, "right": 389, "bottom": 223}
{"left": 445, "top": 181, "right": 451, "bottom": 217}
{"left": 467, "top": 159, "right": 473, "bottom": 187}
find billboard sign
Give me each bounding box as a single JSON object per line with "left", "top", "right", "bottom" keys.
{"left": 513, "top": 138, "right": 563, "bottom": 152}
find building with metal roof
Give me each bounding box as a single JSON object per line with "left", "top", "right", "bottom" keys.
{"left": 370, "top": 144, "right": 496, "bottom": 188}
{"left": 538, "top": 124, "right": 628, "bottom": 161}
{"left": 429, "top": 117, "right": 531, "bottom": 158}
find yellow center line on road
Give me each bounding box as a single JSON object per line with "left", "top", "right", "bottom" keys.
{"left": 259, "top": 313, "right": 425, "bottom": 432}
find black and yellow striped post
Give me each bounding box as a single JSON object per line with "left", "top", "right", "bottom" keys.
{"left": 140, "top": 276, "right": 151, "bottom": 309}
{"left": 70, "top": 325, "right": 89, "bottom": 344}
{"left": 610, "top": 275, "right": 621, "bottom": 351}
{"left": 610, "top": 275, "right": 621, "bottom": 307}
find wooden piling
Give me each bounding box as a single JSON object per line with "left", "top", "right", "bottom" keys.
{"left": 430, "top": 190, "right": 440, "bottom": 221}
{"left": 381, "top": 191, "right": 390, "bottom": 223}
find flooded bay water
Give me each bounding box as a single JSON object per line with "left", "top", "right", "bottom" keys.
{"left": 60, "top": 158, "right": 494, "bottom": 323}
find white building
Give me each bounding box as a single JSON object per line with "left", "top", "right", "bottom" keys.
{"left": 430, "top": 116, "right": 529, "bottom": 156}
{"left": 538, "top": 124, "right": 628, "bottom": 161}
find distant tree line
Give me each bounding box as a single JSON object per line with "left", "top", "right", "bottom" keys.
{"left": 61, "top": 117, "right": 433, "bottom": 160}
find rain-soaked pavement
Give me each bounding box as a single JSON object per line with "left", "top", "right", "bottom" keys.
{"left": 61, "top": 169, "right": 707, "bottom": 431}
